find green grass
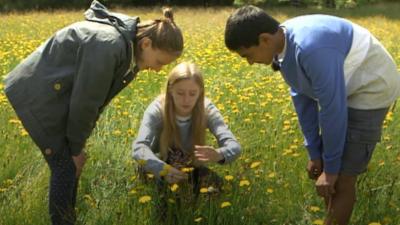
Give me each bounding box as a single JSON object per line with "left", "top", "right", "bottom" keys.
{"left": 1, "top": 3, "right": 400, "bottom": 225}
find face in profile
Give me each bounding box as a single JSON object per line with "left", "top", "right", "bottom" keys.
{"left": 170, "top": 78, "right": 201, "bottom": 117}
{"left": 236, "top": 33, "right": 278, "bottom": 66}
{"left": 137, "top": 38, "right": 179, "bottom": 72}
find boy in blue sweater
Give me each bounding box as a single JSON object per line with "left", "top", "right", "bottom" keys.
{"left": 224, "top": 5, "right": 400, "bottom": 225}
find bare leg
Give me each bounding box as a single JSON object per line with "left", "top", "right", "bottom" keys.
{"left": 324, "top": 175, "right": 357, "bottom": 225}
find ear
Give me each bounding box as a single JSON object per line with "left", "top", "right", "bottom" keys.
{"left": 258, "top": 33, "right": 273, "bottom": 47}
{"left": 140, "top": 37, "right": 152, "bottom": 49}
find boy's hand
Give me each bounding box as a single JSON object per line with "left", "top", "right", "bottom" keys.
{"left": 315, "top": 172, "right": 338, "bottom": 198}
{"left": 194, "top": 145, "right": 224, "bottom": 163}
{"left": 165, "top": 167, "right": 188, "bottom": 184}
{"left": 72, "top": 151, "right": 87, "bottom": 178}
{"left": 307, "top": 159, "right": 322, "bottom": 180}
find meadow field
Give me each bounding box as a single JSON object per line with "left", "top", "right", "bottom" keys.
{"left": 1, "top": 3, "right": 400, "bottom": 225}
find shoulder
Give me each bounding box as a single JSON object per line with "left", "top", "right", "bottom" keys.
{"left": 284, "top": 15, "right": 353, "bottom": 57}
{"left": 146, "top": 96, "right": 163, "bottom": 114}
{"left": 61, "top": 21, "right": 126, "bottom": 50}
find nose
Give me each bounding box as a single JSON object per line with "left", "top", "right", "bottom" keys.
{"left": 183, "top": 95, "right": 190, "bottom": 104}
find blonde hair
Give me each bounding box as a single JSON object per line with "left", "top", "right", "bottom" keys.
{"left": 159, "top": 62, "right": 206, "bottom": 161}
{"left": 135, "top": 8, "right": 183, "bottom": 57}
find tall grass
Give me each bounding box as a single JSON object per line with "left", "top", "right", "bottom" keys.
{"left": 1, "top": 3, "right": 400, "bottom": 225}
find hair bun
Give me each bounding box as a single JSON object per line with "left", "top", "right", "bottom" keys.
{"left": 162, "top": 7, "right": 174, "bottom": 23}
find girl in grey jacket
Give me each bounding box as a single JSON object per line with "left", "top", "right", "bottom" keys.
{"left": 133, "top": 62, "right": 241, "bottom": 188}
{"left": 4, "top": 1, "right": 183, "bottom": 224}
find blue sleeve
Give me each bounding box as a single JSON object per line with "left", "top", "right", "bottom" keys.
{"left": 301, "top": 48, "right": 348, "bottom": 174}
{"left": 290, "top": 88, "right": 322, "bottom": 161}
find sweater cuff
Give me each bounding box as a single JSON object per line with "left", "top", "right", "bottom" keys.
{"left": 305, "top": 142, "right": 322, "bottom": 161}
{"left": 323, "top": 157, "right": 341, "bottom": 174}
{"left": 216, "top": 148, "right": 230, "bottom": 164}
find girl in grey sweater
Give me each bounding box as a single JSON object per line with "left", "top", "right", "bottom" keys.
{"left": 132, "top": 62, "right": 241, "bottom": 187}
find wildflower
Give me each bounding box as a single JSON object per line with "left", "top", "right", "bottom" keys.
{"left": 194, "top": 217, "right": 203, "bottom": 223}
{"left": 8, "top": 119, "right": 21, "bottom": 125}
{"left": 220, "top": 201, "right": 231, "bottom": 208}
{"left": 313, "top": 219, "right": 324, "bottom": 225}
{"left": 181, "top": 167, "right": 194, "bottom": 173}
{"left": 239, "top": 179, "right": 250, "bottom": 187}
{"left": 200, "top": 188, "right": 208, "bottom": 193}
{"left": 20, "top": 129, "right": 29, "bottom": 136}
{"left": 207, "top": 186, "right": 217, "bottom": 193}
{"left": 309, "top": 206, "right": 320, "bottom": 212}
{"left": 250, "top": 161, "right": 261, "bottom": 169}
{"left": 170, "top": 184, "right": 179, "bottom": 192}
{"left": 159, "top": 164, "right": 171, "bottom": 177}
{"left": 128, "top": 189, "right": 137, "bottom": 195}
{"left": 266, "top": 188, "right": 273, "bottom": 193}
{"left": 112, "top": 130, "right": 122, "bottom": 136}
{"left": 139, "top": 195, "right": 151, "bottom": 204}
{"left": 368, "top": 223, "right": 381, "bottom": 225}
{"left": 224, "top": 175, "right": 234, "bottom": 181}
{"left": 267, "top": 172, "right": 276, "bottom": 178}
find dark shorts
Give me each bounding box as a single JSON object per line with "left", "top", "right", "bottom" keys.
{"left": 340, "top": 107, "right": 389, "bottom": 176}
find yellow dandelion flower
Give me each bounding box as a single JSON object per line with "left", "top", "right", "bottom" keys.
{"left": 268, "top": 172, "right": 276, "bottom": 178}
{"left": 292, "top": 153, "right": 300, "bottom": 157}
{"left": 194, "top": 217, "right": 203, "bottom": 223}
{"left": 139, "top": 195, "right": 152, "bottom": 204}
{"left": 239, "top": 179, "right": 250, "bottom": 187}
{"left": 220, "top": 201, "right": 231, "bottom": 208}
{"left": 266, "top": 188, "right": 273, "bottom": 193}
{"left": 146, "top": 174, "right": 154, "bottom": 179}
{"left": 310, "top": 206, "right": 320, "bottom": 212}
{"left": 8, "top": 119, "right": 21, "bottom": 125}
{"left": 200, "top": 188, "right": 208, "bottom": 193}
{"left": 250, "top": 161, "right": 261, "bottom": 169}
{"left": 128, "top": 189, "right": 137, "bottom": 195}
{"left": 159, "top": 164, "right": 171, "bottom": 177}
{"left": 181, "top": 167, "right": 194, "bottom": 173}
{"left": 313, "top": 219, "right": 324, "bottom": 225}
{"left": 170, "top": 184, "right": 179, "bottom": 192}
{"left": 20, "top": 129, "right": 29, "bottom": 136}
{"left": 113, "top": 130, "right": 122, "bottom": 136}
{"left": 224, "top": 175, "right": 234, "bottom": 181}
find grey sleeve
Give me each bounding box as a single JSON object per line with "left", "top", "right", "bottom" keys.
{"left": 206, "top": 101, "right": 241, "bottom": 163}
{"left": 67, "top": 41, "right": 120, "bottom": 156}
{"left": 132, "top": 99, "right": 167, "bottom": 177}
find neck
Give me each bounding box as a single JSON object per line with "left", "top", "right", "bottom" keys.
{"left": 276, "top": 27, "right": 285, "bottom": 56}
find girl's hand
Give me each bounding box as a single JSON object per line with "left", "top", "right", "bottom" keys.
{"left": 194, "top": 145, "right": 224, "bottom": 163}
{"left": 165, "top": 166, "right": 188, "bottom": 184}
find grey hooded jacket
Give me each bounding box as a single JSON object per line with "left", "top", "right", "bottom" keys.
{"left": 4, "top": 0, "right": 139, "bottom": 156}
